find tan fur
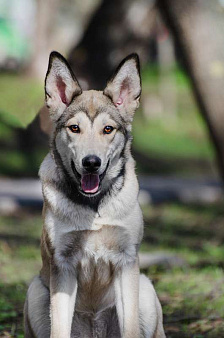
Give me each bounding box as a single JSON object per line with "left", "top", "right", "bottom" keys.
{"left": 72, "top": 90, "right": 110, "bottom": 119}
{"left": 24, "top": 52, "right": 165, "bottom": 338}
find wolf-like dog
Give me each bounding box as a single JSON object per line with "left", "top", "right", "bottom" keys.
{"left": 24, "top": 51, "right": 165, "bottom": 338}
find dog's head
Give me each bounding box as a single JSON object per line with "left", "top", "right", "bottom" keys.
{"left": 45, "top": 51, "right": 141, "bottom": 197}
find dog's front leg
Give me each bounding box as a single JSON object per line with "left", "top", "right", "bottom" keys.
{"left": 50, "top": 266, "right": 77, "bottom": 338}
{"left": 115, "top": 259, "right": 140, "bottom": 338}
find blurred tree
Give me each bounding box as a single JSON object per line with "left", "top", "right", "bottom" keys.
{"left": 25, "top": 0, "right": 224, "bottom": 184}
{"left": 68, "top": 0, "right": 157, "bottom": 89}
{"left": 157, "top": 0, "right": 224, "bottom": 182}
{"left": 28, "top": 0, "right": 60, "bottom": 79}
{"left": 156, "top": 14, "right": 177, "bottom": 117}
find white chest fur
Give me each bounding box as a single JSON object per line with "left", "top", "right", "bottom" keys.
{"left": 52, "top": 223, "right": 138, "bottom": 272}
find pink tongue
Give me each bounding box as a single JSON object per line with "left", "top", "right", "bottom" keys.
{"left": 81, "top": 174, "right": 99, "bottom": 194}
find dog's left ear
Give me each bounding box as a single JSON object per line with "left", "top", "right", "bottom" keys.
{"left": 45, "top": 51, "right": 82, "bottom": 121}
{"left": 104, "top": 54, "right": 141, "bottom": 121}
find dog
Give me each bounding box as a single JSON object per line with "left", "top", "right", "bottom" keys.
{"left": 24, "top": 51, "right": 165, "bottom": 338}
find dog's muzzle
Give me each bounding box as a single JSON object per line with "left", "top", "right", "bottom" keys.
{"left": 71, "top": 160, "right": 109, "bottom": 195}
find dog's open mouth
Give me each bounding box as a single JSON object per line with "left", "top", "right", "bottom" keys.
{"left": 71, "top": 160, "right": 109, "bottom": 195}
{"left": 81, "top": 174, "right": 99, "bottom": 194}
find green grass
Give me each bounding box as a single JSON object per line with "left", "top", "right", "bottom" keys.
{"left": 0, "top": 282, "right": 26, "bottom": 337}
{"left": 0, "top": 213, "right": 41, "bottom": 284}
{"left": 156, "top": 268, "right": 224, "bottom": 337}
{"left": 140, "top": 202, "right": 224, "bottom": 337}
{"left": 0, "top": 213, "right": 42, "bottom": 337}
{"left": 142, "top": 203, "right": 224, "bottom": 266}
{"left": 0, "top": 202, "right": 224, "bottom": 336}
{"left": 132, "top": 113, "right": 214, "bottom": 160}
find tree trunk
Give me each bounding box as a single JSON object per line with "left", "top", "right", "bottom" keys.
{"left": 28, "top": 0, "right": 60, "bottom": 79}
{"left": 68, "top": 0, "right": 157, "bottom": 89}
{"left": 157, "top": 0, "right": 224, "bottom": 182}
{"left": 157, "top": 13, "right": 177, "bottom": 117}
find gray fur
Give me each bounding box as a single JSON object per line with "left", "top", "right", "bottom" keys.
{"left": 24, "top": 51, "right": 165, "bottom": 338}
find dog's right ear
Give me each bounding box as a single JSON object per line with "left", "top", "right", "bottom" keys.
{"left": 45, "top": 51, "right": 82, "bottom": 121}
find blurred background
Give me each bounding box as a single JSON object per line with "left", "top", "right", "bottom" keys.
{"left": 1, "top": 0, "right": 224, "bottom": 337}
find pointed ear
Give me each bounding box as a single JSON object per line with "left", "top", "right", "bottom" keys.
{"left": 45, "top": 51, "right": 82, "bottom": 121}
{"left": 104, "top": 54, "right": 141, "bottom": 121}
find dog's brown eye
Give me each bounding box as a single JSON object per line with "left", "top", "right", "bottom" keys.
{"left": 103, "top": 126, "right": 114, "bottom": 134}
{"left": 68, "top": 125, "right": 80, "bottom": 133}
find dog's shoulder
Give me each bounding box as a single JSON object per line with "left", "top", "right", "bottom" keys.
{"left": 39, "top": 153, "right": 57, "bottom": 183}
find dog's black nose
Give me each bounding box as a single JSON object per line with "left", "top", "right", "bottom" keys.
{"left": 82, "top": 155, "right": 101, "bottom": 172}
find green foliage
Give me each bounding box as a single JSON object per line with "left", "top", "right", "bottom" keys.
{"left": 142, "top": 63, "right": 191, "bottom": 88}
{"left": 0, "top": 74, "right": 43, "bottom": 127}
{"left": 133, "top": 64, "right": 215, "bottom": 162}
{"left": 0, "top": 66, "right": 215, "bottom": 177}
